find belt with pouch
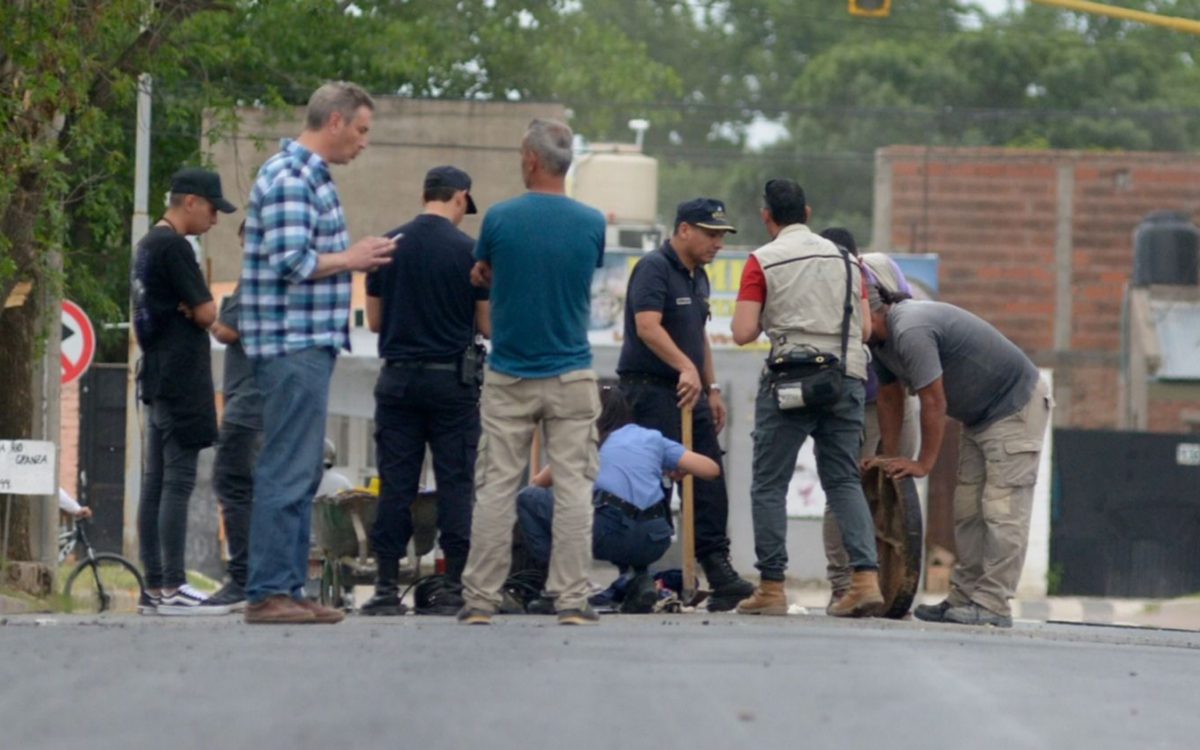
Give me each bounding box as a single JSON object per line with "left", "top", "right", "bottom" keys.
{"left": 593, "top": 489, "right": 668, "bottom": 521}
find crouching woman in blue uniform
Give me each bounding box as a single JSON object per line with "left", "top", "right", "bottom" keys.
{"left": 516, "top": 387, "right": 719, "bottom": 614}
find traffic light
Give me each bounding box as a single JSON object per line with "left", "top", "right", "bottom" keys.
{"left": 849, "top": 0, "right": 891, "bottom": 18}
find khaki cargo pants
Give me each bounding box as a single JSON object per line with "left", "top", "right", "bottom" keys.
{"left": 824, "top": 393, "right": 920, "bottom": 594}
{"left": 461, "top": 367, "right": 600, "bottom": 613}
{"left": 948, "top": 376, "right": 1053, "bottom": 617}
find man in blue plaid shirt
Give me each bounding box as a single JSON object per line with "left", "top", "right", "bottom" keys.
{"left": 240, "top": 81, "right": 395, "bottom": 625}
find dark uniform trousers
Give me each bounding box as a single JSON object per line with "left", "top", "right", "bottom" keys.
{"left": 619, "top": 378, "right": 730, "bottom": 558}
{"left": 371, "top": 363, "right": 481, "bottom": 563}
{"left": 212, "top": 420, "right": 262, "bottom": 588}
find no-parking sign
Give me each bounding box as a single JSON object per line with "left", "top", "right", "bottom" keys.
{"left": 61, "top": 299, "right": 95, "bottom": 385}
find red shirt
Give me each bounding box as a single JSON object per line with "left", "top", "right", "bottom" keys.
{"left": 736, "top": 255, "right": 868, "bottom": 303}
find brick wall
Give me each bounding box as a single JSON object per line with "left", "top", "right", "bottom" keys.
{"left": 879, "top": 146, "right": 1200, "bottom": 432}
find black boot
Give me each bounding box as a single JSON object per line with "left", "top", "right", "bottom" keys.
{"left": 514, "top": 563, "right": 554, "bottom": 615}
{"left": 619, "top": 572, "right": 658, "bottom": 614}
{"left": 360, "top": 557, "right": 407, "bottom": 616}
{"left": 700, "top": 551, "right": 755, "bottom": 612}
{"left": 415, "top": 556, "right": 466, "bottom": 616}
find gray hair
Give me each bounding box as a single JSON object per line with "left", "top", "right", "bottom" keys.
{"left": 305, "top": 81, "right": 374, "bottom": 131}
{"left": 522, "top": 118, "right": 574, "bottom": 176}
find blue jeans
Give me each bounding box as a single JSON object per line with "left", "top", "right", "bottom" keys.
{"left": 246, "top": 347, "right": 336, "bottom": 602}
{"left": 516, "top": 486, "right": 672, "bottom": 572}
{"left": 750, "top": 376, "right": 877, "bottom": 580}
{"left": 138, "top": 402, "right": 199, "bottom": 589}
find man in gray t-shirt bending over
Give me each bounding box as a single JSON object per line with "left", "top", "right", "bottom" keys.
{"left": 867, "top": 294, "right": 1052, "bottom": 628}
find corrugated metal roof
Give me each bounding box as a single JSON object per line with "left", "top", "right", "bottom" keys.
{"left": 1150, "top": 300, "right": 1200, "bottom": 380}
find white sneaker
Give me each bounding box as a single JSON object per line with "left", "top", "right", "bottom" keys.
{"left": 158, "top": 584, "right": 224, "bottom": 616}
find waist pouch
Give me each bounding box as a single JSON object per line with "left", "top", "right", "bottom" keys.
{"left": 768, "top": 351, "right": 844, "bottom": 411}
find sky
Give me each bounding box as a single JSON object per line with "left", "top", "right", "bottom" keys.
{"left": 978, "top": 0, "right": 1021, "bottom": 14}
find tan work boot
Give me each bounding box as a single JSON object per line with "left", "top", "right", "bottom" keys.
{"left": 825, "top": 587, "right": 847, "bottom": 616}
{"left": 735, "top": 580, "right": 788, "bottom": 616}
{"left": 827, "top": 570, "right": 884, "bottom": 618}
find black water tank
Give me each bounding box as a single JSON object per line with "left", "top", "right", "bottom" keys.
{"left": 1132, "top": 211, "right": 1200, "bottom": 286}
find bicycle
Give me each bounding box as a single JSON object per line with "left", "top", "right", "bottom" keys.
{"left": 59, "top": 519, "right": 146, "bottom": 614}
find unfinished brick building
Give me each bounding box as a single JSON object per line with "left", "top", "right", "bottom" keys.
{"left": 871, "top": 146, "right": 1200, "bottom": 434}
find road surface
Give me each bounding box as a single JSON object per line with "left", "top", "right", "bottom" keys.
{"left": 2, "top": 612, "right": 1197, "bottom": 749}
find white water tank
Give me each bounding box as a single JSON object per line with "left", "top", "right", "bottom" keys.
{"left": 571, "top": 144, "right": 658, "bottom": 225}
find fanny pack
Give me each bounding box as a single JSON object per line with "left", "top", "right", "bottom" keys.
{"left": 766, "top": 247, "right": 854, "bottom": 411}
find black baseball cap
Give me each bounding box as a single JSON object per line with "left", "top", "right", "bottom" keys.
{"left": 675, "top": 198, "right": 736, "bottom": 233}
{"left": 424, "top": 165, "right": 477, "bottom": 214}
{"left": 170, "top": 168, "right": 237, "bottom": 213}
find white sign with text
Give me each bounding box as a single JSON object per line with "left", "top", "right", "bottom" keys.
{"left": 0, "top": 440, "right": 57, "bottom": 495}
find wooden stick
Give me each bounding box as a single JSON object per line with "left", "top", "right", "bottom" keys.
{"left": 681, "top": 405, "right": 696, "bottom": 603}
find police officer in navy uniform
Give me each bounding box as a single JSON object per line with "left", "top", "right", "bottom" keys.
{"left": 361, "top": 166, "right": 490, "bottom": 615}
{"left": 615, "top": 198, "right": 754, "bottom": 611}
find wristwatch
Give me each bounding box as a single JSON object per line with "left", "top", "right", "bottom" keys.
{"left": 707, "top": 383, "right": 722, "bottom": 395}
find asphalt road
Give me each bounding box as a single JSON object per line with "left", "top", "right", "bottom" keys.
{"left": 2, "top": 613, "right": 1198, "bottom": 750}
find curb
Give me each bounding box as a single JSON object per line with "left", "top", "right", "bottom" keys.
{"left": 0, "top": 594, "right": 31, "bottom": 615}
{"left": 786, "top": 586, "right": 1200, "bottom": 630}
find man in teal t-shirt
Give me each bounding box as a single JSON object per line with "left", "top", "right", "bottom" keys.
{"left": 460, "top": 118, "right": 607, "bottom": 626}
{"left": 474, "top": 186, "right": 603, "bottom": 377}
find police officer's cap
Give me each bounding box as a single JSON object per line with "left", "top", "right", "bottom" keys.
{"left": 424, "top": 165, "right": 477, "bottom": 214}
{"left": 675, "top": 198, "right": 736, "bottom": 233}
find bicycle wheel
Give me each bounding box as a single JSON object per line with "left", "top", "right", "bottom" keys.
{"left": 64, "top": 554, "right": 146, "bottom": 614}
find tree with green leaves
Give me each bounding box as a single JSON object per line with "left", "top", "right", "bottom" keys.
{"left": 1, "top": 0, "right": 226, "bottom": 570}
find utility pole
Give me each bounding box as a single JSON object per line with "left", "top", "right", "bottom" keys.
{"left": 123, "top": 73, "right": 151, "bottom": 560}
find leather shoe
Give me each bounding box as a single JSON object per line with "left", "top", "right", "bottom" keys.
{"left": 294, "top": 598, "right": 345, "bottom": 624}
{"left": 244, "top": 595, "right": 316, "bottom": 625}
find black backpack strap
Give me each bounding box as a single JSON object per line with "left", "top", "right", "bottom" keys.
{"left": 838, "top": 246, "right": 853, "bottom": 371}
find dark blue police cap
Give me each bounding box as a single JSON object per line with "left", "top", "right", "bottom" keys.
{"left": 675, "top": 198, "right": 736, "bottom": 233}
{"left": 424, "top": 165, "right": 477, "bottom": 214}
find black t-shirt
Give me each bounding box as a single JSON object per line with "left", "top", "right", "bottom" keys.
{"left": 365, "top": 214, "right": 488, "bottom": 361}
{"left": 617, "top": 242, "right": 710, "bottom": 381}
{"left": 132, "top": 225, "right": 217, "bottom": 447}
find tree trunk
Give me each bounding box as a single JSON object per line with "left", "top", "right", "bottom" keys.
{"left": 0, "top": 180, "right": 44, "bottom": 565}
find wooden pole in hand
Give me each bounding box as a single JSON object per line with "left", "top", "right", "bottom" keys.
{"left": 681, "top": 405, "right": 696, "bottom": 603}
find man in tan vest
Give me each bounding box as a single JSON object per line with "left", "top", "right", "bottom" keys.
{"left": 731, "top": 178, "right": 884, "bottom": 617}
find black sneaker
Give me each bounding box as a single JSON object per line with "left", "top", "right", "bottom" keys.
{"left": 360, "top": 591, "right": 408, "bottom": 616}
{"left": 913, "top": 600, "right": 952, "bottom": 623}
{"left": 944, "top": 602, "right": 1013, "bottom": 629}
{"left": 201, "top": 581, "right": 246, "bottom": 613}
{"left": 137, "top": 591, "right": 161, "bottom": 616}
{"left": 158, "top": 584, "right": 213, "bottom": 616}
{"left": 557, "top": 605, "right": 600, "bottom": 626}
{"left": 414, "top": 577, "right": 463, "bottom": 616}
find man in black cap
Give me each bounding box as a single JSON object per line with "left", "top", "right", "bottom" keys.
{"left": 131, "top": 166, "right": 236, "bottom": 615}
{"left": 615, "top": 197, "right": 754, "bottom": 611}
{"left": 359, "top": 165, "right": 490, "bottom": 616}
